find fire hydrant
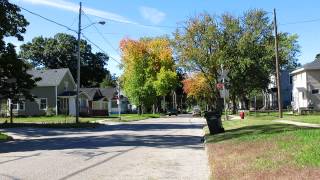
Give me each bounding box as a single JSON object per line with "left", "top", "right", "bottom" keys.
{"left": 239, "top": 111, "right": 245, "bottom": 120}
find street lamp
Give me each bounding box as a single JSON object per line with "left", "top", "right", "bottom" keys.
{"left": 82, "top": 21, "right": 106, "bottom": 30}
{"left": 75, "top": 2, "right": 105, "bottom": 123}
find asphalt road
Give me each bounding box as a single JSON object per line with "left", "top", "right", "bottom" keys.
{"left": 0, "top": 115, "right": 209, "bottom": 180}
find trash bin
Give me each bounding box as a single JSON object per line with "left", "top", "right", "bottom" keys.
{"left": 204, "top": 111, "right": 225, "bottom": 135}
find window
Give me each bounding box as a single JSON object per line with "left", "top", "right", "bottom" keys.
{"left": 102, "top": 102, "right": 108, "bottom": 110}
{"left": 92, "top": 102, "right": 100, "bottom": 110}
{"left": 19, "top": 103, "right": 25, "bottom": 110}
{"left": 39, "top": 98, "right": 47, "bottom": 110}
{"left": 289, "top": 75, "right": 293, "bottom": 84}
{"left": 111, "top": 100, "right": 118, "bottom": 108}
{"left": 64, "top": 81, "right": 69, "bottom": 91}
{"left": 80, "top": 98, "right": 87, "bottom": 108}
{"left": 312, "top": 89, "right": 319, "bottom": 94}
{"left": 11, "top": 103, "right": 18, "bottom": 110}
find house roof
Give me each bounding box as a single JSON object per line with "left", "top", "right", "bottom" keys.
{"left": 79, "top": 87, "right": 116, "bottom": 101}
{"left": 58, "top": 91, "right": 77, "bottom": 97}
{"left": 99, "top": 88, "right": 116, "bottom": 99}
{"left": 80, "top": 88, "right": 101, "bottom": 100}
{"left": 291, "top": 60, "right": 320, "bottom": 75}
{"left": 27, "top": 68, "right": 72, "bottom": 86}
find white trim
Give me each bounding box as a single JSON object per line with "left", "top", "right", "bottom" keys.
{"left": 18, "top": 102, "right": 25, "bottom": 111}
{"left": 38, "top": 98, "right": 48, "bottom": 110}
{"left": 290, "top": 68, "right": 305, "bottom": 75}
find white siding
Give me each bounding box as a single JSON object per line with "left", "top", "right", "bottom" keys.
{"left": 292, "top": 72, "right": 307, "bottom": 111}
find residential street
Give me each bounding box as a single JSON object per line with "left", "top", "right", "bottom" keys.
{"left": 0, "top": 115, "right": 209, "bottom": 180}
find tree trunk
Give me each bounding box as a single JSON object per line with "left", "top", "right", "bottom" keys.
{"left": 138, "top": 105, "right": 142, "bottom": 115}
{"left": 10, "top": 103, "right": 13, "bottom": 124}
{"left": 152, "top": 104, "right": 155, "bottom": 114}
{"left": 163, "top": 96, "right": 166, "bottom": 112}
{"left": 232, "top": 95, "right": 237, "bottom": 115}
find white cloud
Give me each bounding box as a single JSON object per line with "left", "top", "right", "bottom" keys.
{"left": 139, "top": 6, "right": 166, "bottom": 24}
{"left": 18, "top": 0, "right": 136, "bottom": 24}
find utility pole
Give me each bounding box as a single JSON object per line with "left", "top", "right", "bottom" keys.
{"left": 118, "top": 80, "right": 121, "bottom": 120}
{"left": 273, "top": 8, "right": 283, "bottom": 118}
{"left": 75, "top": 2, "right": 82, "bottom": 123}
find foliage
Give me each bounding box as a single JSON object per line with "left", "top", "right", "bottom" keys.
{"left": 174, "top": 13, "right": 221, "bottom": 105}
{"left": 182, "top": 73, "right": 212, "bottom": 102}
{"left": 174, "top": 10, "right": 300, "bottom": 110}
{"left": 100, "top": 73, "right": 117, "bottom": 88}
{"left": 19, "top": 33, "right": 110, "bottom": 87}
{"left": 0, "top": 0, "right": 39, "bottom": 123}
{"left": 120, "top": 37, "right": 177, "bottom": 112}
{"left": 154, "top": 67, "right": 177, "bottom": 97}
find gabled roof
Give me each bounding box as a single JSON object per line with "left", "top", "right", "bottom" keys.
{"left": 27, "top": 68, "right": 73, "bottom": 87}
{"left": 80, "top": 88, "right": 101, "bottom": 100}
{"left": 79, "top": 87, "right": 116, "bottom": 101}
{"left": 291, "top": 60, "right": 320, "bottom": 75}
{"left": 99, "top": 88, "right": 116, "bottom": 100}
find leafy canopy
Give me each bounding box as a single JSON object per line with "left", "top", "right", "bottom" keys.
{"left": 19, "top": 33, "right": 111, "bottom": 87}
{"left": 120, "top": 37, "right": 177, "bottom": 108}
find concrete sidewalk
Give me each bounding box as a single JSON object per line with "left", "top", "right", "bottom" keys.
{"left": 273, "top": 120, "right": 320, "bottom": 128}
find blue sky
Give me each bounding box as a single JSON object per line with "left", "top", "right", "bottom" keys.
{"left": 7, "top": 0, "right": 320, "bottom": 75}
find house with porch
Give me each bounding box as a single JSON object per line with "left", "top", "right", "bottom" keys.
{"left": 291, "top": 60, "right": 320, "bottom": 113}
{"left": 1, "top": 68, "right": 77, "bottom": 116}
{"left": 0, "top": 68, "right": 132, "bottom": 117}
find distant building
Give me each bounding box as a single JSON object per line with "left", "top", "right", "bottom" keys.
{"left": 291, "top": 60, "right": 320, "bottom": 113}
{"left": 264, "top": 70, "right": 292, "bottom": 109}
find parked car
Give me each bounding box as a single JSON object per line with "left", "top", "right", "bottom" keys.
{"left": 167, "top": 109, "right": 178, "bottom": 116}
{"left": 192, "top": 108, "right": 201, "bottom": 116}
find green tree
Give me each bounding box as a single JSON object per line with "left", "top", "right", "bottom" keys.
{"left": 120, "top": 37, "right": 177, "bottom": 114}
{"left": 154, "top": 67, "right": 178, "bottom": 111}
{"left": 19, "top": 33, "right": 111, "bottom": 87}
{"left": 0, "top": 0, "right": 39, "bottom": 123}
{"left": 100, "top": 73, "right": 117, "bottom": 88}
{"left": 221, "top": 10, "right": 300, "bottom": 111}
{"left": 174, "top": 13, "right": 222, "bottom": 108}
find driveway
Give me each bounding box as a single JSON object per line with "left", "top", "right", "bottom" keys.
{"left": 0, "top": 115, "right": 209, "bottom": 180}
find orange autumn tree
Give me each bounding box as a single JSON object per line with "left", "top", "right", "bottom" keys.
{"left": 182, "top": 73, "right": 213, "bottom": 105}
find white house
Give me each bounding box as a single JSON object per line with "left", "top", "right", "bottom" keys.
{"left": 291, "top": 60, "right": 320, "bottom": 113}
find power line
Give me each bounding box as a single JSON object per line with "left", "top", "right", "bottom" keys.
{"left": 82, "top": 10, "right": 122, "bottom": 57}
{"left": 18, "top": 6, "right": 77, "bottom": 33}
{"left": 280, "top": 18, "right": 320, "bottom": 26}
{"left": 85, "top": 13, "right": 183, "bottom": 29}
{"left": 82, "top": 34, "right": 122, "bottom": 65}
{"left": 19, "top": 6, "right": 121, "bottom": 65}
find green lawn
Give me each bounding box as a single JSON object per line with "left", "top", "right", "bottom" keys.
{"left": 206, "top": 113, "right": 320, "bottom": 179}
{"left": 245, "top": 111, "right": 320, "bottom": 124}
{"left": 103, "top": 113, "right": 160, "bottom": 122}
{"left": 0, "top": 113, "right": 160, "bottom": 124}
{"left": 0, "top": 116, "right": 104, "bottom": 124}
{"left": 0, "top": 133, "right": 12, "bottom": 141}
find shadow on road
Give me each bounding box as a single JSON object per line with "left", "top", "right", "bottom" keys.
{"left": 0, "top": 123, "right": 203, "bottom": 137}
{"left": 0, "top": 134, "right": 204, "bottom": 153}
{"left": 0, "top": 123, "right": 205, "bottom": 153}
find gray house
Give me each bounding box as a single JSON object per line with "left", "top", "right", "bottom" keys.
{"left": 4, "top": 68, "right": 77, "bottom": 116}
{"left": 0, "top": 68, "right": 133, "bottom": 117}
